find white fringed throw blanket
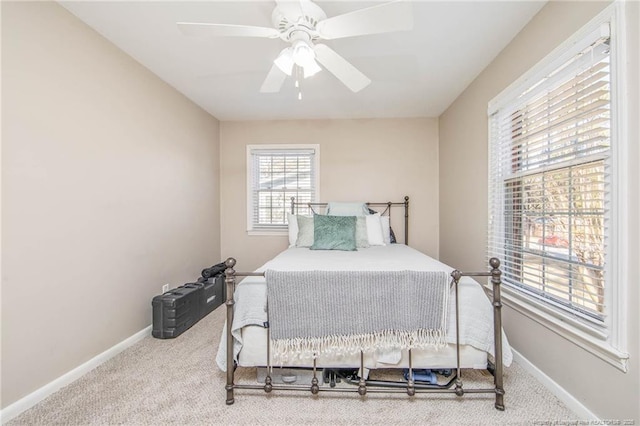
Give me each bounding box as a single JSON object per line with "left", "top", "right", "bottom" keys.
{"left": 265, "top": 269, "right": 450, "bottom": 362}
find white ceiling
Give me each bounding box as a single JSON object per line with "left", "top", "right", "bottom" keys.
{"left": 60, "top": 1, "right": 546, "bottom": 121}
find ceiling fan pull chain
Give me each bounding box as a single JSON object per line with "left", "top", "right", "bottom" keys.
{"left": 295, "top": 65, "right": 303, "bottom": 100}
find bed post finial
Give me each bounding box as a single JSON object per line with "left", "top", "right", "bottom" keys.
{"left": 290, "top": 196, "right": 296, "bottom": 214}
{"left": 489, "top": 257, "right": 500, "bottom": 270}
{"left": 225, "top": 257, "right": 236, "bottom": 269}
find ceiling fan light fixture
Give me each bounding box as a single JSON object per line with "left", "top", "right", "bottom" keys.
{"left": 274, "top": 47, "right": 294, "bottom": 76}
{"left": 290, "top": 40, "right": 321, "bottom": 78}
{"left": 292, "top": 40, "right": 315, "bottom": 67}
{"left": 276, "top": 41, "right": 321, "bottom": 80}
{"left": 303, "top": 59, "right": 322, "bottom": 78}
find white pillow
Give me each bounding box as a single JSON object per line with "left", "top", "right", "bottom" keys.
{"left": 365, "top": 214, "right": 386, "bottom": 246}
{"left": 287, "top": 213, "right": 298, "bottom": 246}
{"left": 295, "top": 215, "right": 315, "bottom": 247}
{"left": 380, "top": 215, "right": 391, "bottom": 244}
{"left": 355, "top": 216, "right": 370, "bottom": 248}
{"left": 326, "top": 202, "right": 369, "bottom": 216}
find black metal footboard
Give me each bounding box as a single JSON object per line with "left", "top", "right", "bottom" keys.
{"left": 223, "top": 257, "right": 505, "bottom": 410}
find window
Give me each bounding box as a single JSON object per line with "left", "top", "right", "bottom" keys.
{"left": 488, "top": 4, "right": 628, "bottom": 370}
{"left": 246, "top": 145, "right": 319, "bottom": 233}
{"left": 496, "top": 40, "right": 611, "bottom": 323}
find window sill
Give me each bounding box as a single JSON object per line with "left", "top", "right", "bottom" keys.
{"left": 498, "top": 285, "right": 629, "bottom": 372}
{"left": 247, "top": 229, "right": 288, "bottom": 236}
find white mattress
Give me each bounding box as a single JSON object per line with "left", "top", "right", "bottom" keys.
{"left": 216, "top": 245, "right": 512, "bottom": 371}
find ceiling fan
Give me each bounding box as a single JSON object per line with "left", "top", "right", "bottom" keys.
{"left": 177, "top": 1, "right": 413, "bottom": 95}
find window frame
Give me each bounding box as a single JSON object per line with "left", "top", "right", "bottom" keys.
{"left": 246, "top": 144, "right": 320, "bottom": 235}
{"left": 487, "top": 2, "right": 629, "bottom": 371}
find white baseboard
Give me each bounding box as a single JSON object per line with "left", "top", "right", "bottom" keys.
{"left": 512, "top": 348, "right": 599, "bottom": 420}
{"left": 0, "top": 325, "right": 152, "bottom": 424}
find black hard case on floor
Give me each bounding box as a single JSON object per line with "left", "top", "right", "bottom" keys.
{"left": 152, "top": 274, "right": 225, "bottom": 339}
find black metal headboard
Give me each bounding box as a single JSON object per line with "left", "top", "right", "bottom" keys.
{"left": 289, "top": 196, "right": 410, "bottom": 245}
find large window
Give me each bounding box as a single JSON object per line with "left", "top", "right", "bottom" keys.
{"left": 488, "top": 5, "right": 628, "bottom": 370}
{"left": 247, "top": 145, "right": 319, "bottom": 233}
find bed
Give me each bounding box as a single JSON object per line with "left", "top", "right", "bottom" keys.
{"left": 217, "top": 197, "right": 511, "bottom": 410}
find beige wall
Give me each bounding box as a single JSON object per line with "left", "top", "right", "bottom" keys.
{"left": 1, "top": 1, "right": 220, "bottom": 408}
{"left": 439, "top": 0, "right": 639, "bottom": 420}
{"left": 220, "top": 118, "right": 438, "bottom": 271}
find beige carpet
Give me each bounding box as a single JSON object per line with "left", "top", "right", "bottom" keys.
{"left": 8, "top": 306, "right": 578, "bottom": 425}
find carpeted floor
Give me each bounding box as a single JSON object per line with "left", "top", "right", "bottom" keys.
{"left": 8, "top": 306, "right": 579, "bottom": 425}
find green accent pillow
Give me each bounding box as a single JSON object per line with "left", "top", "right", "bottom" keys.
{"left": 311, "top": 215, "right": 357, "bottom": 251}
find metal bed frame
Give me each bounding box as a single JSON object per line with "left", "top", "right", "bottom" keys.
{"left": 222, "top": 196, "right": 505, "bottom": 410}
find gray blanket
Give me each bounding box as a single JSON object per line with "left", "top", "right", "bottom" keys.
{"left": 265, "top": 269, "right": 450, "bottom": 362}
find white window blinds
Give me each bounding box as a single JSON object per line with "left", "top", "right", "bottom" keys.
{"left": 248, "top": 147, "right": 317, "bottom": 231}
{"left": 488, "top": 26, "right": 611, "bottom": 324}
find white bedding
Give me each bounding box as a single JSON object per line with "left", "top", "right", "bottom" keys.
{"left": 216, "top": 245, "right": 512, "bottom": 371}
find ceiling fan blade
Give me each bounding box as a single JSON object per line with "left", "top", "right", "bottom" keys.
{"left": 177, "top": 22, "right": 280, "bottom": 38}
{"left": 275, "top": 1, "right": 319, "bottom": 21}
{"left": 314, "top": 44, "right": 371, "bottom": 93}
{"left": 274, "top": 1, "right": 303, "bottom": 23}
{"left": 260, "top": 64, "right": 288, "bottom": 93}
{"left": 316, "top": 1, "right": 413, "bottom": 40}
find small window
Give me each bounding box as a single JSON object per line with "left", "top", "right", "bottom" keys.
{"left": 246, "top": 145, "right": 319, "bottom": 233}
